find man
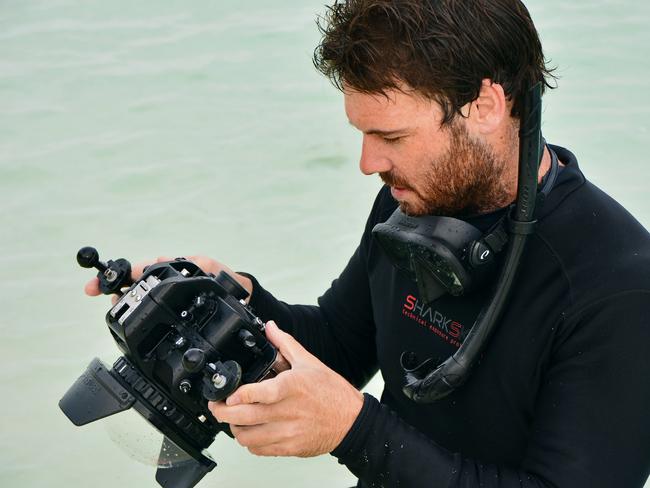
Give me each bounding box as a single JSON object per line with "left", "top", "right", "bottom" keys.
{"left": 87, "top": 1, "right": 650, "bottom": 486}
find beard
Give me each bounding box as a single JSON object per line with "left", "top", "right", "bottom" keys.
{"left": 380, "top": 121, "right": 512, "bottom": 217}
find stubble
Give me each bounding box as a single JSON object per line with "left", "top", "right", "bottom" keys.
{"left": 381, "top": 121, "right": 512, "bottom": 217}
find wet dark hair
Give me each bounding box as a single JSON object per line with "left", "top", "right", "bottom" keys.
{"left": 313, "top": 0, "right": 556, "bottom": 124}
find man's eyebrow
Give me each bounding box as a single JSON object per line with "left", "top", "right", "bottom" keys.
{"left": 365, "top": 128, "right": 408, "bottom": 136}
{"left": 347, "top": 121, "right": 409, "bottom": 136}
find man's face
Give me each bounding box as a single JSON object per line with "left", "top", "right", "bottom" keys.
{"left": 344, "top": 87, "right": 509, "bottom": 217}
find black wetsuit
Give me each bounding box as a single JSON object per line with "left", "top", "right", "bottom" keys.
{"left": 245, "top": 145, "right": 650, "bottom": 488}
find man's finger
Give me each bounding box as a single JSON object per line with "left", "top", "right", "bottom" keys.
{"left": 226, "top": 375, "right": 286, "bottom": 406}
{"left": 84, "top": 277, "right": 101, "bottom": 296}
{"left": 230, "top": 422, "right": 297, "bottom": 454}
{"left": 208, "top": 402, "right": 279, "bottom": 426}
{"left": 187, "top": 256, "right": 215, "bottom": 273}
{"left": 247, "top": 442, "right": 295, "bottom": 458}
{"left": 264, "top": 321, "right": 309, "bottom": 366}
{"left": 155, "top": 256, "right": 174, "bottom": 263}
{"left": 131, "top": 256, "right": 174, "bottom": 282}
{"left": 130, "top": 262, "right": 152, "bottom": 280}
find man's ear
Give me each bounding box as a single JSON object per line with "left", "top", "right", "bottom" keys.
{"left": 462, "top": 79, "right": 508, "bottom": 135}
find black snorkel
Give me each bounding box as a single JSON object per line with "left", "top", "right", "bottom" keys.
{"left": 387, "top": 82, "right": 545, "bottom": 403}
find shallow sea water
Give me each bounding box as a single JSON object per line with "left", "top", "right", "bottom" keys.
{"left": 1, "top": 1, "right": 648, "bottom": 487}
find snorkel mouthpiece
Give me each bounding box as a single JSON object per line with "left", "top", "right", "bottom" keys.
{"left": 400, "top": 353, "right": 466, "bottom": 402}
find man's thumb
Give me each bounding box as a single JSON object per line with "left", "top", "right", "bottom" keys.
{"left": 265, "top": 320, "right": 304, "bottom": 366}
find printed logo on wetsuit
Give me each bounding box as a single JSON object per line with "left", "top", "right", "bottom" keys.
{"left": 402, "top": 294, "right": 463, "bottom": 348}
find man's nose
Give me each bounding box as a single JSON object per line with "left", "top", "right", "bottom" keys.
{"left": 359, "top": 136, "right": 392, "bottom": 175}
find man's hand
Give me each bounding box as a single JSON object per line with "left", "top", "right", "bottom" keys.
{"left": 208, "top": 321, "right": 364, "bottom": 458}
{"left": 83, "top": 255, "right": 253, "bottom": 301}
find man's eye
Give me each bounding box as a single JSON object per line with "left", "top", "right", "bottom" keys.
{"left": 383, "top": 136, "right": 403, "bottom": 145}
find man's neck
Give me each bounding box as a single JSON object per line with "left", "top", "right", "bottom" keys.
{"left": 494, "top": 144, "right": 559, "bottom": 215}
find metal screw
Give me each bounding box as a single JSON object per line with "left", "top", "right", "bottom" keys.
{"left": 181, "top": 310, "right": 188, "bottom": 318}
{"left": 104, "top": 269, "right": 118, "bottom": 282}
{"left": 174, "top": 336, "right": 186, "bottom": 348}
{"left": 239, "top": 329, "right": 257, "bottom": 348}
{"left": 179, "top": 380, "right": 192, "bottom": 394}
{"left": 212, "top": 373, "right": 228, "bottom": 389}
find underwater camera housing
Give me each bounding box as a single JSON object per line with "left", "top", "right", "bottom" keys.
{"left": 59, "top": 247, "right": 288, "bottom": 488}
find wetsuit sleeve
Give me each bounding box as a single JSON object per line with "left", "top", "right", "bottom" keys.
{"left": 240, "top": 189, "right": 389, "bottom": 388}
{"left": 332, "top": 291, "right": 650, "bottom": 488}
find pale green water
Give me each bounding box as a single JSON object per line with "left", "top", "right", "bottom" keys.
{"left": 1, "top": 1, "right": 648, "bottom": 487}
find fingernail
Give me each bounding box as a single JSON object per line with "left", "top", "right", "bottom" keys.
{"left": 266, "top": 320, "right": 276, "bottom": 329}
{"left": 226, "top": 394, "right": 240, "bottom": 406}
{"left": 206, "top": 402, "right": 219, "bottom": 421}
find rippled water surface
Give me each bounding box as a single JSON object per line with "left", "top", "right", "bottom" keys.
{"left": 1, "top": 1, "right": 648, "bottom": 487}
